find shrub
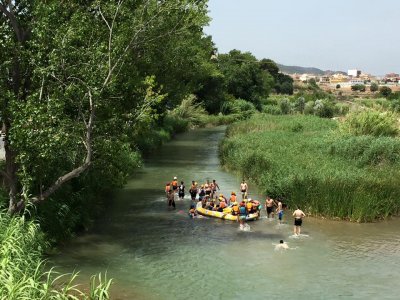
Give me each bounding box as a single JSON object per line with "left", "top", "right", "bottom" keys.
{"left": 339, "top": 109, "right": 398, "bottom": 137}
{"left": 280, "top": 98, "right": 291, "bottom": 114}
{"left": 262, "top": 104, "right": 281, "bottom": 115}
{"left": 380, "top": 86, "right": 392, "bottom": 97}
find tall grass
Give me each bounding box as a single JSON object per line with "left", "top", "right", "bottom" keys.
{"left": 220, "top": 114, "right": 400, "bottom": 221}
{"left": 0, "top": 212, "right": 112, "bottom": 299}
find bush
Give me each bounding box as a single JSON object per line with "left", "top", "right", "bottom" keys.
{"left": 380, "top": 86, "right": 392, "bottom": 97}
{"left": 262, "top": 104, "right": 281, "bottom": 115}
{"left": 313, "top": 99, "right": 334, "bottom": 118}
{"left": 304, "top": 101, "right": 315, "bottom": 115}
{"left": 339, "top": 109, "right": 398, "bottom": 137}
{"left": 280, "top": 98, "right": 291, "bottom": 114}
{"left": 370, "top": 82, "right": 379, "bottom": 92}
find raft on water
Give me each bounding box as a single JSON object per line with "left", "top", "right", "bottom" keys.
{"left": 195, "top": 202, "right": 259, "bottom": 221}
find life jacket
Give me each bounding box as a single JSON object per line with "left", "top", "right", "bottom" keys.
{"left": 246, "top": 202, "right": 253, "bottom": 211}
{"left": 233, "top": 205, "right": 239, "bottom": 213}
{"left": 172, "top": 180, "right": 178, "bottom": 187}
{"left": 230, "top": 195, "right": 236, "bottom": 202}
{"left": 239, "top": 206, "right": 247, "bottom": 216}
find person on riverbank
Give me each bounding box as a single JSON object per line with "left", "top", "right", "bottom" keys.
{"left": 293, "top": 207, "right": 306, "bottom": 235}
{"left": 265, "top": 196, "right": 275, "bottom": 218}
{"left": 276, "top": 200, "right": 283, "bottom": 224}
{"left": 178, "top": 181, "right": 185, "bottom": 200}
{"left": 167, "top": 188, "right": 175, "bottom": 209}
{"left": 240, "top": 180, "right": 248, "bottom": 200}
{"left": 189, "top": 181, "right": 198, "bottom": 201}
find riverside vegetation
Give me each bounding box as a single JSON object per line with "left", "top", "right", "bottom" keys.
{"left": 0, "top": 1, "right": 292, "bottom": 298}
{"left": 220, "top": 108, "right": 400, "bottom": 222}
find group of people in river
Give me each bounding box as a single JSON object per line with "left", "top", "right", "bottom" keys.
{"left": 164, "top": 176, "right": 306, "bottom": 235}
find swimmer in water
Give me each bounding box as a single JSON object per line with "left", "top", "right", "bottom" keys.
{"left": 274, "top": 240, "right": 289, "bottom": 250}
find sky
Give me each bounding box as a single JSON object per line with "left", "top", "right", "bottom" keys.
{"left": 204, "top": 0, "right": 400, "bottom": 76}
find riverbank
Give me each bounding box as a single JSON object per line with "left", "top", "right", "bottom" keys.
{"left": 219, "top": 114, "right": 400, "bottom": 222}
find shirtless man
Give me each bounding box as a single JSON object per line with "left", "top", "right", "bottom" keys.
{"left": 293, "top": 206, "right": 306, "bottom": 235}
{"left": 240, "top": 180, "right": 248, "bottom": 200}
{"left": 275, "top": 240, "right": 289, "bottom": 250}
{"left": 210, "top": 179, "right": 220, "bottom": 200}
{"left": 276, "top": 200, "right": 283, "bottom": 224}
{"left": 265, "top": 196, "right": 275, "bottom": 218}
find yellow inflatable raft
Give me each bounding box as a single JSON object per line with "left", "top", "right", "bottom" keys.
{"left": 196, "top": 202, "right": 259, "bottom": 221}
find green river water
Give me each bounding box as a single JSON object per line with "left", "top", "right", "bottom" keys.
{"left": 51, "top": 126, "right": 400, "bottom": 299}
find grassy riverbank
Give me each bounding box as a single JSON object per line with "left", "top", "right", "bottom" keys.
{"left": 220, "top": 114, "right": 400, "bottom": 221}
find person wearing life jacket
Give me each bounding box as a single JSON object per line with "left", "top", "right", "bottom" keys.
{"left": 178, "top": 181, "right": 185, "bottom": 200}
{"left": 246, "top": 199, "right": 254, "bottom": 214}
{"left": 171, "top": 177, "right": 178, "bottom": 192}
{"left": 189, "top": 181, "right": 198, "bottom": 201}
{"left": 231, "top": 203, "right": 239, "bottom": 216}
{"left": 218, "top": 197, "right": 227, "bottom": 212}
{"left": 229, "top": 192, "right": 237, "bottom": 206}
{"left": 238, "top": 201, "right": 247, "bottom": 226}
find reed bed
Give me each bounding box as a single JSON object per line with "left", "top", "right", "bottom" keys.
{"left": 220, "top": 114, "right": 400, "bottom": 221}
{"left": 0, "top": 212, "right": 111, "bottom": 299}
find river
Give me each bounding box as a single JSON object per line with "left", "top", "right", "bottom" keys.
{"left": 51, "top": 126, "right": 400, "bottom": 299}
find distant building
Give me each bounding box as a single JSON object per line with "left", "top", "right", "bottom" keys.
{"left": 330, "top": 73, "right": 349, "bottom": 84}
{"left": 350, "top": 79, "right": 364, "bottom": 86}
{"left": 384, "top": 73, "right": 400, "bottom": 83}
{"left": 299, "top": 74, "right": 316, "bottom": 82}
{"left": 348, "top": 69, "right": 361, "bottom": 77}
{"left": 319, "top": 76, "right": 330, "bottom": 85}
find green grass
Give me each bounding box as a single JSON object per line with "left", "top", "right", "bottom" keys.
{"left": 0, "top": 212, "right": 112, "bottom": 299}
{"left": 220, "top": 114, "right": 400, "bottom": 221}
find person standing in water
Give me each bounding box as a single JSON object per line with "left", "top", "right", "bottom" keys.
{"left": 210, "top": 179, "right": 220, "bottom": 199}
{"left": 265, "top": 196, "right": 276, "bottom": 218}
{"left": 178, "top": 181, "right": 185, "bottom": 200}
{"left": 276, "top": 199, "right": 283, "bottom": 224}
{"left": 189, "top": 181, "right": 198, "bottom": 201}
{"left": 240, "top": 180, "right": 248, "bottom": 200}
{"left": 167, "top": 188, "right": 176, "bottom": 209}
{"left": 238, "top": 201, "right": 247, "bottom": 230}
{"left": 293, "top": 206, "right": 306, "bottom": 235}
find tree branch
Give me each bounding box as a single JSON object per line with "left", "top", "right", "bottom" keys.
{"left": 31, "top": 90, "right": 95, "bottom": 204}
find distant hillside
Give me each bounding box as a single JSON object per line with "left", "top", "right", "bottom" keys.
{"left": 277, "top": 63, "right": 345, "bottom": 75}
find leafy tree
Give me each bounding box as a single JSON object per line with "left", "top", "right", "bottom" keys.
{"left": 294, "top": 97, "right": 305, "bottom": 113}
{"left": 218, "top": 50, "right": 274, "bottom": 110}
{"left": 351, "top": 84, "right": 366, "bottom": 92}
{"left": 0, "top": 0, "right": 211, "bottom": 215}
{"left": 380, "top": 86, "right": 392, "bottom": 97}
{"left": 280, "top": 98, "right": 291, "bottom": 114}
{"left": 370, "top": 82, "right": 379, "bottom": 92}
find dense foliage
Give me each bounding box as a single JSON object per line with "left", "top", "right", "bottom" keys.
{"left": 220, "top": 114, "right": 400, "bottom": 222}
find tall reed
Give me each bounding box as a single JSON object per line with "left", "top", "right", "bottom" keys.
{"left": 220, "top": 114, "right": 400, "bottom": 221}
{"left": 0, "top": 212, "right": 112, "bottom": 299}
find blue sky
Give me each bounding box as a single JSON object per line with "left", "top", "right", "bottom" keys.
{"left": 204, "top": 0, "right": 400, "bottom": 75}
